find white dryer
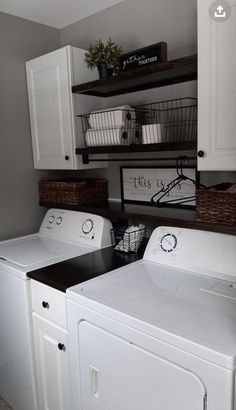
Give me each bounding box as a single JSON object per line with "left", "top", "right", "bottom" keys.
{"left": 0, "top": 209, "right": 112, "bottom": 410}
{"left": 67, "top": 227, "right": 236, "bottom": 410}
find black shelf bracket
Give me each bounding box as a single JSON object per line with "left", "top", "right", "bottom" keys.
{"left": 83, "top": 153, "right": 89, "bottom": 164}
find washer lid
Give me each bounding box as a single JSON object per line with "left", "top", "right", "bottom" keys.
{"left": 0, "top": 236, "right": 93, "bottom": 268}
{"left": 68, "top": 260, "right": 236, "bottom": 369}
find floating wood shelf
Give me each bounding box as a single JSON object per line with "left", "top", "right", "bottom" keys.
{"left": 76, "top": 142, "right": 197, "bottom": 163}
{"left": 72, "top": 55, "right": 197, "bottom": 97}
{"left": 40, "top": 200, "right": 236, "bottom": 236}
{"left": 76, "top": 142, "right": 196, "bottom": 155}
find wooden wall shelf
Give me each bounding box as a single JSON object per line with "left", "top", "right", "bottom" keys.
{"left": 40, "top": 200, "right": 236, "bottom": 236}
{"left": 76, "top": 142, "right": 197, "bottom": 163}
{"left": 72, "top": 55, "right": 197, "bottom": 97}
{"left": 76, "top": 142, "right": 196, "bottom": 155}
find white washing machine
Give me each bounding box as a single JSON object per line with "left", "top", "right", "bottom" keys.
{"left": 67, "top": 227, "right": 236, "bottom": 410}
{"left": 0, "top": 208, "right": 112, "bottom": 410}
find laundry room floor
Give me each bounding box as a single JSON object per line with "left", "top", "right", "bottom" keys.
{"left": 0, "top": 397, "right": 12, "bottom": 410}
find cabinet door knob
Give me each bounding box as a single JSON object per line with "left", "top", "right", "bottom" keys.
{"left": 65, "top": 155, "right": 70, "bottom": 161}
{"left": 198, "top": 150, "right": 205, "bottom": 158}
{"left": 42, "top": 301, "right": 49, "bottom": 309}
{"left": 58, "top": 343, "right": 65, "bottom": 351}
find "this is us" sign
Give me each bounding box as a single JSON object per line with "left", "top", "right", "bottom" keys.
{"left": 121, "top": 166, "right": 196, "bottom": 209}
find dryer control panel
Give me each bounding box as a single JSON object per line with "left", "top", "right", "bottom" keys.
{"left": 39, "top": 209, "right": 112, "bottom": 248}
{"left": 144, "top": 226, "right": 236, "bottom": 281}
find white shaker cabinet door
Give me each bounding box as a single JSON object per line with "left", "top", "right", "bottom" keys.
{"left": 33, "top": 313, "right": 71, "bottom": 410}
{"left": 26, "top": 46, "right": 76, "bottom": 170}
{"left": 198, "top": 0, "right": 236, "bottom": 170}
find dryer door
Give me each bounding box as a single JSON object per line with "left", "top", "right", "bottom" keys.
{"left": 79, "top": 321, "right": 206, "bottom": 410}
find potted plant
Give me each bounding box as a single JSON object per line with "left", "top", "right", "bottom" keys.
{"left": 85, "top": 38, "right": 122, "bottom": 79}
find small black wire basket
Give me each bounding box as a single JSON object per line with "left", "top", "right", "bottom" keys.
{"left": 136, "top": 97, "right": 197, "bottom": 143}
{"left": 111, "top": 225, "right": 146, "bottom": 254}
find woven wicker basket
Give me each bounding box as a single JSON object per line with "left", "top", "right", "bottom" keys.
{"left": 196, "top": 183, "right": 236, "bottom": 225}
{"left": 39, "top": 178, "right": 108, "bottom": 205}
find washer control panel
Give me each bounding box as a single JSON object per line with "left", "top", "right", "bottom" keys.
{"left": 39, "top": 209, "right": 112, "bottom": 248}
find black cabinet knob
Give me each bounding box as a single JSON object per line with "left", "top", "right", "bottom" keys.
{"left": 198, "top": 150, "right": 205, "bottom": 158}
{"left": 42, "top": 301, "right": 49, "bottom": 309}
{"left": 65, "top": 155, "right": 70, "bottom": 161}
{"left": 58, "top": 343, "right": 65, "bottom": 351}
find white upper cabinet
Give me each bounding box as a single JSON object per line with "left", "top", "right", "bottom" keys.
{"left": 26, "top": 46, "right": 103, "bottom": 170}
{"left": 198, "top": 0, "right": 236, "bottom": 170}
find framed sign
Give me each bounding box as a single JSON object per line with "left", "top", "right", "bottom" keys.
{"left": 119, "top": 42, "right": 167, "bottom": 72}
{"left": 120, "top": 166, "right": 197, "bottom": 209}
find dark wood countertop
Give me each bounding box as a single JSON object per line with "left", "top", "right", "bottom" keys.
{"left": 27, "top": 246, "right": 144, "bottom": 293}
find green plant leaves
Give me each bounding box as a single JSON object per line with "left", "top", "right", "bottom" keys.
{"left": 85, "top": 39, "right": 122, "bottom": 71}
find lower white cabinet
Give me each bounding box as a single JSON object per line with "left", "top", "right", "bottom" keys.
{"left": 31, "top": 280, "right": 71, "bottom": 410}
{"left": 33, "top": 314, "right": 70, "bottom": 410}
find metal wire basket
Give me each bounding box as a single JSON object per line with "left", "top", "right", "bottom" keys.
{"left": 78, "top": 98, "right": 197, "bottom": 147}
{"left": 111, "top": 225, "right": 146, "bottom": 254}
{"left": 136, "top": 97, "right": 197, "bottom": 143}
{"left": 78, "top": 107, "right": 141, "bottom": 147}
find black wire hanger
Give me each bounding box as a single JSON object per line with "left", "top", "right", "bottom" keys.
{"left": 151, "top": 156, "right": 198, "bottom": 206}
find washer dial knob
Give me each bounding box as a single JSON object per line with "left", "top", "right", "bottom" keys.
{"left": 56, "top": 217, "right": 62, "bottom": 225}
{"left": 82, "top": 219, "right": 94, "bottom": 234}
{"left": 49, "top": 216, "right": 54, "bottom": 224}
{"left": 160, "top": 234, "right": 177, "bottom": 253}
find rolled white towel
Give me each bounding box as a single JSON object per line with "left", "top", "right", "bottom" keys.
{"left": 89, "top": 105, "right": 136, "bottom": 129}
{"left": 85, "top": 127, "right": 135, "bottom": 147}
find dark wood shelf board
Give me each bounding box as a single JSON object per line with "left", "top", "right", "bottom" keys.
{"left": 76, "top": 142, "right": 197, "bottom": 156}
{"left": 72, "top": 55, "right": 197, "bottom": 97}
{"left": 40, "top": 200, "right": 236, "bottom": 236}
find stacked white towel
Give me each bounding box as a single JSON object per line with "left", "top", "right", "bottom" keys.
{"left": 86, "top": 127, "right": 135, "bottom": 146}
{"left": 85, "top": 105, "right": 136, "bottom": 147}
{"left": 89, "top": 105, "right": 135, "bottom": 129}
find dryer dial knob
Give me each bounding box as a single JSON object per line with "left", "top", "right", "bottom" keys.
{"left": 160, "top": 234, "right": 177, "bottom": 253}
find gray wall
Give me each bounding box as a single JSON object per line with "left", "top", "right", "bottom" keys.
{"left": 61, "top": 0, "right": 197, "bottom": 59}
{"left": 0, "top": 12, "right": 60, "bottom": 240}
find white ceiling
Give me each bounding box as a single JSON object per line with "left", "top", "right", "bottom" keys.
{"left": 0, "top": 0, "right": 124, "bottom": 29}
